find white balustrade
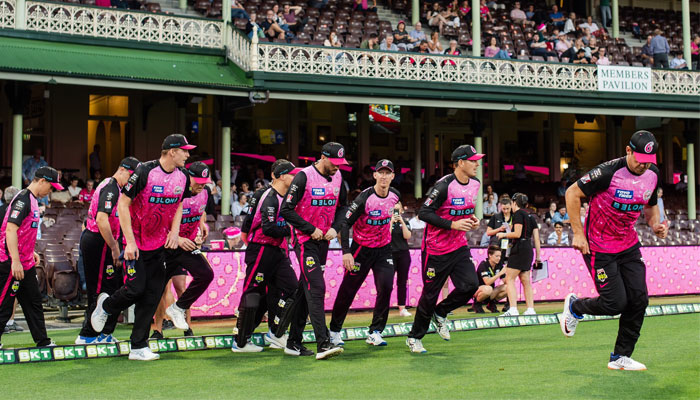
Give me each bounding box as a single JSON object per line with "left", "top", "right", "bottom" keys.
{"left": 0, "top": 0, "right": 15, "bottom": 29}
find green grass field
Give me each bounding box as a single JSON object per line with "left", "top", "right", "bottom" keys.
{"left": 1, "top": 301, "right": 698, "bottom": 399}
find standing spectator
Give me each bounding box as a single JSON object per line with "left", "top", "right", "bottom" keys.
{"left": 22, "top": 148, "right": 48, "bottom": 186}
{"left": 595, "top": 46, "right": 610, "bottom": 65}
{"left": 483, "top": 184, "right": 497, "bottom": 202}
{"left": 231, "top": 193, "right": 249, "bottom": 217}
{"left": 393, "top": 21, "right": 415, "bottom": 51}
{"left": 552, "top": 206, "right": 570, "bottom": 224}
{"left": 457, "top": 1, "right": 471, "bottom": 23}
{"left": 360, "top": 33, "right": 380, "bottom": 49}
{"left": 563, "top": 12, "right": 576, "bottom": 34}
{"left": 484, "top": 36, "right": 511, "bottom": 59}
{"left": 691, "top": 35, "right": 699, "bottom": 70}
{"left": 640, "top": 35, "right": 654, "bottom": 66}
{"left": 579, "top": 16, "right": 599, "bottom": 35}
{"left": 510, "top": 1, "right": 533, "bottom": 26}
{"left": 78, "top": 179, "right": 95, "bottom": 203}
{"left": 650, "top": 29, "right": 670, "bottom": 68}
{"left": 390, "top": 202, "right": 412, "bottom": 317}
{"left": 657, "top": 188, "right": 667, "bottom": 224}
{"left": 408, "top": 213, "right": 425, "bottom": 230}
{"left": 484, "top": 193, "right": 498, "bottom": 218}
{"left": 89, "top": 144, "right": 101, "bottom": 180}
{"left": 549, "top": 5, "right": 565, "bottom": 29}
{"left": 231, "top": 0, "right": 249, "bottom": 20}
{"left": 543, "top": 201, "right": 557, "bottom": 224}
{"left": 324, "top": 31, "right": 342, "bottom": 47}
{"left": 525, "top": 4, "right": 535, "bottom": 20}
{"left": 427, "top": 31, "right": 443, "bottom": 54}
{"left": 479, "top": 0, "right": 492, "bottom": 22}
{"left": 669, "top": 52, "right": 688, "bottom": 69}
{"left": 380, "top": 34, "right": 399, "bottom": 51}
{"left": 547, "top": 222, "right": 570, "bottom": 245}
{"left": 353, "top": 0, "right": 377, "bottom": 12}
{"left": 67, "top": 176, "right": 82, "bottom": 200}
{"left": 600, "top": 0, "right": 611, "bottom": 28}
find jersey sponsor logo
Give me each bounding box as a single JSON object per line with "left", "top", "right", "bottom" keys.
{"left": 104, "top": 201, "right": 112, "bottom": 209}
{"left": 424, "top": 198, "right": 433, "bottom": 206}
{"left": 368, "top": 210, "right": 382, "bottom": 217}
{"left": 311, "top": 188, "right": 325, "bottom": 197}
{"left": 580, "top": 174, "right": 591, "bottom": 184}
{"left": 643, "top": 190, "right": 652, "bottom": 201}
{"left": 174, "top": 186, "right": 183, "bottom": 195}
{"left": 611, "top": 201, "right": 643, "bottom": 212}
{"left": 644, "top": 142, "right": 654, "bottom": 153}
{"left": 124, "top": 183, "right": 133, "bottom": 192}
{"left": 449, "top": 207, "right": 475, "bottom": 216}
{"left": 152, "top": 185, "right": 164, "bottom": 193}
{"left": 451, "top": 197, "right": 465, "bottom": 206}
{"left": 148, "top": 196, "right": 179, "bottom": 205}
{"left": 33, "top": 210, "right": 40, "bottom": 218}
{"left": 333, "top": 187, "right": 339, "bottom": 196}
{"left": 183, "top": 208, "right": 191, "bottom": 215}
{"left": 199, "top": 205, "right": 206, "bottom": 213}
{"left": 267, "top": 207, "right": 276, "bottom": 222}
{"left": 288, "top": 184, "right": 298, "bottom": 194}
{"left": 590, "top": 168, "right": 602, "bottom": 179}
{"left": 311, "top": 199, "right": 336, "bottom": 206}
{"left": 614, "top": 189, "right": 634, "bottom": 200}
{"left": 345, "top": 210, "right": 353, "bottom": 219}
{"left": 10, "top": 210, "right": 19, "bottom": 219}
{"left": 365, "top": 217, "right": 391, "bottom": 226}
{"left": 182, "top": 215, "right": 202, "bottom": 224}
{"left": 13, "top": 200, "right": 25, "bottom": 210}
{"left": 286, "top": 194, "right": 293, "bottom": 203}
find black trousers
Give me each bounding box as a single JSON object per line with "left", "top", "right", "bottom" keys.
{"left": 330, "top": 243, "right": 395, "bottom": 333}
{"left": 653, "top": 53, "right": 669, "bottom": 69}
{"left": 103, "top": 248, "right": 166, "bottom": 350}
{"left": 79, "top": 231, "right": 123, "bottom": 337}
{"left": 289, "top": 240, "right": 330, "bottom": 348}
{"left": 0, "top": 263, "right": 51, "bottom": 346}
{"left": 571, "top": 246, "right": 648, "bottom": 357}
{"left": 408, "top": 246, "right": 479, "bottom": 339}
{"left": 240, "top": 242, "right": 298, "bottom": 336}
{"left": 392, "top": 250, "right": 411, "bottom": 306}
{"left": 164, "top": 248, "right": 214, "bottom": 310}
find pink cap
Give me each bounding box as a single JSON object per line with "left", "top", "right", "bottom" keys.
{"left": 223, "top": 227, "right": 242, "bottom": 239}
{"left": 633, "top": 152, "right": 657, "bottom": 164}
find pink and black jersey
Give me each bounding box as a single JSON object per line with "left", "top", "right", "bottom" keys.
{"left": 241, "top": 187, "right": 267, "bottom": 236}
{"left": 85, "top": 177, "right": 122, "bottom": 240}
{"left": 280, "top": 164, "right": 347, "bottom": 245}
{"left": 340, "top": 186, "right": 401, "bottom": 252}
{"left": 577, "top": 157, "right": 660, "bottom": 254}
{"left": 123, "top": 160, "right": 191, "bottom": 251}
{"left": 248, "top": 187, "right": 291, "bottom": 247}
{"left": 419, "top": 174, "right": 480, "bottom": 256}
{"left": 180, "top": 189, "right": 208, "bottom": 242}
{"left": 0, "top": 189, "right": 40, "bottom": 269}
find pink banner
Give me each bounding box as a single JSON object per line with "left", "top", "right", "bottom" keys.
{"left": 189, "top": 246, "right": 700, "bottom": 317}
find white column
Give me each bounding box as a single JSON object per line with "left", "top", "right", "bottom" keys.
{"left": 612, "top": 0, "right": 619, "bottom": 38}
{"left": 663, "top": 128, "right": 674, "bottom": 184}
{"left": 221, "top": 126, "right": 231, "bottom": 215}
{"left": 682, "top": 0, "right": 691, "bottom": 69}
{"left": 358, "top": 105, "right": 370, "bottom": 169}
{"left": 12, "top": 114, "right": 22, "bottom": 188}
{"left": 223, "top": 0, "right": 232, "bottom": 47}
{"left": 411, "top": 0, "right": 419, "bottom": 26}
{"left": 414, "top": 117, "right": 422, "bottom": 199}
{"left": 688, "top": 142, "right": 696, "bottom": 221}
{"left": 16, "top": 0, "right": 26, "bottom": 30}
{"left": 471, "top": 0, "right": 480, "bottom": 56}
{"left": 474, "top": 136, "right": 483, "bottom": 219}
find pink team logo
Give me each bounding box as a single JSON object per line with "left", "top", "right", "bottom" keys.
{"left": 338, "top": 148, "right": 344, "bottom": 158}
{"left": 644, "top": 142, "right": 654, "bottom": 154}
{"left": 382, "top": 160, "right": 388, "bottom": 167}
{"left": 202, "top": 168, "right": 209, "bottom": 178}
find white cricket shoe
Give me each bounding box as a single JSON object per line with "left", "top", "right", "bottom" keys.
{"left": 500, "top": 308, "right": 519, "bottom": 317}
{"left": 365, "top": 331, "right": 387, "bottom": 346}
{"left": 329, "top": 330, "right": 345, "bottom": 346}
{"left": 608, "top": 355, "right": 647, "bottom": 371}
{"left": 432, "top": 313, "right": 450, "bottom": 341}
{"left": 231, "top": 340, "right": 263, "bottom": 353}
{"left": 406, "top": 338, "right": 427, "bottom": 353}
{"left": 165, "top": 303, "right": 189, "bottom": 330}
{"left": 560, "top": 293, "right": 582, "bottom": 337}
{"left": 90, "top": 293, "right": 110, "bottom": 332}
{"left": 265, "top": 331, "right": 287, "bottom": 349}
{"left": 523, "top": 308, "right": 537, "bottom": 315}
{"left": 399, "top": 308, "right": 412, "bottom": 317}
{"left": 129, "top": 347, "right": 160, "bottom": 361}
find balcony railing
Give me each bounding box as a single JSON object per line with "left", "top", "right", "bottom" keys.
{"left": 0, "top": 0, "right": 698, "bottom": 97}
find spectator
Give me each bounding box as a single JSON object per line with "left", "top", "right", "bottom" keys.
{"left": 428, "top": 3, "right": 459, "bottom": 35}
{"left": 588, "top": 36, "right": 600, "bottom": 58}
{"left": 527, "top": 29, "right": 557, "bottom": 59}
{"left": 360, "top": 33, "right": 380, "bottom": 49}
{"left": 89, "top": 144, "right": 101, "bottom": 180}
{"left": 543, "top": 201, "right": 557, "bottom": 224}
{"left": 324, "top": 31, "right": 342, "bottom": 47}
{"left": 231, "top": 193, "right": 250, "bottom": 217}
{"left": 261, "top": 10, "right": 286, "bottom": 40}
{"left": 650, "top": 29, "right": 670, "bottom": 68}
{"left": 484, "top": 193, "right": 498, "bottom": 218}
{"left": 691, "top": 35, "right": 700, "bottom": 70}
{"left": 486, "top": 197, "right": 513, "bottom": 246}
{"left": 211, "top": 180, "right": 222, "bottom": 204}
{"left": 484, "top": 36, "right": 510, "bottom": 59}
{"left": 472, "top": 245, "right": 507, "bottom": 313}
{"left": 78, "top": 179, "right": 95, "bottom": 203}
{"left": 380, "top": 34, "right": 399, "bottom": 51}
{"left": 657, "top": 188, "right": 667, "bottom": 224}
{"left": 670, "top": 52, "right": 688, "bottom": 69}
{"left": 640, "top": 35, "right": 654, "bottom": 66}
{"left": 408, "top": 214, "right": 425, "bottom": 230}
{"left": 22, "top": 148, "right": 48, "bottom": 186}
{"left": 549, "top": 4, "right": 565, "bottom": 29}
{"left": 510, "top": 1, "right": 532, "bottom": 26}
{"left": 547, "top": 222, "right": 570, "bottom": 245}
{"left": 67, "top": 176, "right": 82, "bottom": 200}
{"left": 596, "top": 47, "right": 610, "bottom": 65}
{"left": 581, "top": 27, "right": 592, "bottom": 46}
{"left": 483, "top": 184, "right": 497, "bottom": 202}
{"left": 555, "top": 32, "right": 572, "bottom": 57}
{"left": 410, "top": 22, "right": 427, "bottom": 44}
{"left": 563, "top": 12, "right": 576, "bottom": 34}
{"left": 0, "top": 186, "right": 19, "bottom": 221}
{"left": 600, "top": 0, "right": 611, "bottom": 28}
{"left": 239, "top": 181, "right": 253, "bottom": 198}
{"left": 552, "top": 206, "right": 570, "bottom": 224}
{"left": 390, "top": 202, "right": 412, "bottom": 317}
{"left": 412, "top": 40, "right": 430, "bottom": 53}
{"left": 224, "top": 227, "right": 245, "bottom": 250}
{"left": 427, "top": 31, "right": 443, "bottom": 54}
{"left": 525, "top": 4, "right": 535, "bottom": 20}
{"left": 571, "top": 48, "right": 589, "bottom": 64}
{"left": 231, "top": 0, "right": 249, "bottom": 20}
{"left": 579, "top": 16, "right": 599, "bottom": 35}
{"left": 253, "top": 179, "right": 266, "bottom": 190}
{"left": 353, "top": 0, "right": 377, "bottom": 12}
{"left": 457, "top": 0, "right": 471, "bottom": 22}
{"left": 394, "top": 21, "right": 415, "bottom": 51}
{"left": 271, "top": 5, "right": 292, "bottom": 33}
{"left": 282, "top": 4, "right": 303, "bottom": 33}
{"left": 444, "top": 39, "right": 462, "bottom": 55}
{"left": 245, "top": 12, "right": 264, "bottom": 40}
{"left": 479, "top": 0, "right": 492, "bottom": 22}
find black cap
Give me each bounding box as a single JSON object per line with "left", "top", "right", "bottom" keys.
{"left": 162, "top": 134, "right": 196, "bottom": 150}
{"left": 35, "top": 166, "right": 64, "bottom": 191}
{"left": 119, "top": 157, "right": 140, "bottom": 172}
{"left": 629, "top": 130, "right": 658, "bottom": 164}
{"left": 451, "top": 144, "right": 485, "bottom": 162}
{"left": 375, "top": 159, "right": 394, "bottom": 172}
{"left": 273, "top": 161, "right": 302, "bottom": 178}
{"left": 187, "top": 161, "right": 211, "bottom": 184}
{"left": 321, "top": 142, "right": 349, "bottom": 165}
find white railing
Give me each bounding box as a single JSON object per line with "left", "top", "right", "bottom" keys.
{"left": 252, "top": 42, "right": 700, "bottom": 96}
{"left": 0, "top": 0, "right": 15, "bottom": 29}
{"left": 23, "top": 0, "right": 223, "bottom": 48}
{"left": 227, "top": 27, "right": 250, "bottom": 71}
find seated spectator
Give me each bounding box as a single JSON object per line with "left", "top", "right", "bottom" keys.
{"left": 79, "top": 179, "right": 95, "bottom": 203}
{"left": 428, "top": 31, "right": 443, "bottom": 54}
{"left": 245, "top": 12, "right": 264, "bottom": 40}
{"left": 261, "top": 10, "right": 287, "bottom": 40}
{"left": 640, "top": 35, "right": 654, "bottom": 66}
{"left": 563, "top": 12, "right": 576, "bottom": 34}
{"left": 484, "top": 36, "right": 511, "bottom": 59}
{"left": 282, "top": 4, "right": 304, "bottom": 33}
{"left": 428, "top": 2, "right": 459, "bottom": 35}
{"left": 353, "top": 0, "right": 377, "bottom": 12}
{"left": 588, "top": 36, "right": 600, "bottom": 60}
{"left": 552, "top": 206, "right": 570, "bottom": 224}
{"left": 547, "top": 222, "right": 570, "bottom": 245}
{"left": 549, "top": 4, "right": 565, "bottom": 28}
{"left": 360, "top": 33, "right": 380, "bottom": 50}
{"left": 483, "top": 184, "right": 497, "bottom": 202}
{"left": 231, "top": 193, "right": 250, "bottom": 217}
{"left": 394, "top": 21, "right": 415, "bottom": 51}
{"left": 484, "top": 193, "right": 498, "bottom": 218}
{"left": 458, "top": 0, "right": 471, "bottom": 22}
{"left": 231, "top": 0, "right": 249, "bottom": 20}
{"left": 412, "top": 40, "right": 430, "bottom": 53}
{"left": 239, "top": 181, "right": 253, "bottom": 198}
{"left": 410, "top": 22, "right": 427, "bottom": 45}
{"left": 555, "top": 32, "right": 572, "bottom": 57}
{"left": 324, "top": 31, "right": 342, "bottom": 47}
{"left": 527, "top": 28, "right": 557, "bottom": 59}
{"left": 556, "top": 180, "right": 568, "bottom": 197}
{"left": 525, "top": 4, "right": 535, "bottom": 21}
{"left": 472, "top": 246, "right": 507, "bottom": 313}
{"left": 579, "top": 16, "right": 600, "bottom": 35}
{"left": 670, "top": 51, "right": 688, "bottom": 69}
{"left": 581, "top": 27, "right": 592, "bottom": 46}
{"left": 444, "top": 39, "right": 462, "bottom": 55}
{"left": 543, "top": 201, "right": 557, "bottom": 224}
{"left": 67, "top": 176, "right": 82, "bottom": 200}
{"left": 595, "top": 46, "right": 610, "bottom": 65}
{"left": 224, "top": 227, "right": 245, "bottom": 250}
{"left": 571, "top": 48, "right": 589, "bottom": 64}
{"left": 479, "top": 0, "right": 492, "bottom": 22}
{"left": 380, "top": 34, "right": 399, "bottom": 51}
{"left": 510, "top": 1, "right": 532, "bottom": 26}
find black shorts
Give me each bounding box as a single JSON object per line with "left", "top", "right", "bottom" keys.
{"left": 507, "top": 240, "right": 533, "bottom": 271}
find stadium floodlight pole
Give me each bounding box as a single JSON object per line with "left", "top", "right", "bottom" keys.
{"left": 474, "top": 136, "right": 483, "bottom": 219}
{"left": 221, "top": 126, "right": 231, "bottom": 215}
{"left": 682, "top": 0, "right": 691, "bottom": 70}
{"left": 12, "top": 114, "right": 22, "bottom": 188}
{"left": 471, "top": 0, "right": 480, "bottom": 56}
{"left": 411, "top": 0, "right": 419, "bottom": 26}
{"left": 611, "top": 0, "right": 619, "bottom": 38}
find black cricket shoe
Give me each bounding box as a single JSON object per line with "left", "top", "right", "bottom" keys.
{"left": 150, "top": 330, "right": 164, "bottom": 339}
{"left": 471, "top": 300, "right": 485, "bottom": 313}
{"left": 316, "top": 340, "right": 344, "bottom": 360}
{"left": 184, "top": 329, "right": 194, "bottom": 337}
{"left": 284, "top": 341, "right": 314, "bottom": 357}
{"left": 485, "top": 300, "right": 500, "bottom": 313}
